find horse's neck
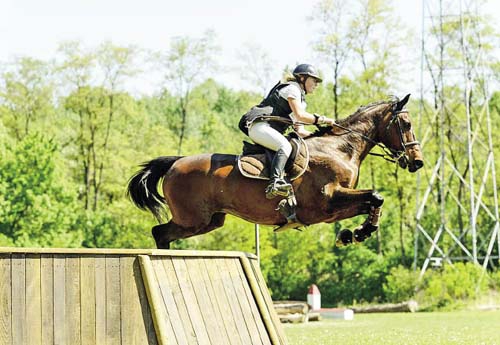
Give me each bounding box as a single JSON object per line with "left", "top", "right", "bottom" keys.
{"left": 344, "top": 118, "right": 378, "bottom": 163}
{"left": 309, "top": 111, "right": 380, "bottom": 165}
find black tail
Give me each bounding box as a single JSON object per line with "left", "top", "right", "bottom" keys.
{"left": 127, "top": 156, "right": 182, "bottom": 222}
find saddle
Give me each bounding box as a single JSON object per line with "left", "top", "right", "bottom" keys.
{"left": 237, "top": 133, "right": 309, "bottom": 181}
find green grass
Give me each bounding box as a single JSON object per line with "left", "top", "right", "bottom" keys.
{"left": 283, "top": 310, "right": 500, "bottom": 345}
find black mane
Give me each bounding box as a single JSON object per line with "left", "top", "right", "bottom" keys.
{"left": 308, "top": 97, "right": 398, "bottom": 138}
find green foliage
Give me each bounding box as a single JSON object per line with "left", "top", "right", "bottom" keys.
{"left": 0, "top": 57, "right": 55, "bottom": 140}
{"left": 383, "top": 265, "right": 419, "bottom": 302}
{"left": 0, "top": 135, "right": 82, "bottom": 247}
{"left": 266, "top": 226, "right": 337, "bottom": 301}
{"left": 419, "top": 263, "right": 489, "bottom": 310}
{"left": 330, "top": 246, "right": 389, "bottom": 304}
{"left": 490, "top": 269, "right": 500, "bottom": 291}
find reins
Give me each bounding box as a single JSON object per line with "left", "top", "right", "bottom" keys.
{"left": 257, "top": 112, "right": 411, "bottom": 164}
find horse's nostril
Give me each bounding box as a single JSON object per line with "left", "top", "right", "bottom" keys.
{"left": 414, "top": 160, "right": 424, "bottom": 170}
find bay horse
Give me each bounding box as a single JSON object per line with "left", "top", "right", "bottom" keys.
{"left": 128, "top": 95, "right": 423, "bottom": 249}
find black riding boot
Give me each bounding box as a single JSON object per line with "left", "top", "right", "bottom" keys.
{"left": 265, "top": 148, "right": 293, "bottom": 199}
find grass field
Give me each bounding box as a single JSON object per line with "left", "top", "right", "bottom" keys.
{"left": 283, "top": 310, "right": 500, "bottom": 345}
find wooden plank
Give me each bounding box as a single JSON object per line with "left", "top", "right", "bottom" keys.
{"left": 120, "top": 256, "right": 156, "bottom": 345}
{"left": 120, "top": 256, "right": 138, "bottom": 345}
{"left": 151, "top": 257, "right": 187, "bottom": 345}
{"left": 226, "top": 258, "right": 263, "bottom": 345}
{"left": 95, "top": 256, "right": 106, "bottom": 345}
{"left": 11, "top": 254, "right": 26, "bottom": 345}
{"left": 233, "top": 258, "right": 271, "bottom": 345}
{"left": 134, "top": 258, "right": 159, "bottom": 345}
{"left": 0, "top": 247, "right": 257, "bottom": 260}
{"left": 172, "top": 257, "right": 211, "bottom": 345}
{"left": 53, "top": 255, "right": 66, "bottom": 345}
{"left": 197, "top": 258, "right": 234, "bottom": 345}
{"left": 0, "top": 254, "right": 12, "bottom": 345}
{"left": 202, "top": 258, "right": 243, "bottom": 345}
{"left": 249, "top": 259, "right": 287, "bottom": 345}
{"left": 66, "top": 255, "right": 81, "bottom": 345}
{"left": 138, "top": 255, "right": 169, "bottom": 345}
{"left": 161, "top": 257, "right": 198, "bottom": 345}
{"left": 26, "top": 254, "right": 42, "bottom": 345}
{"left": 40, "top": 255, "right": 54, "bottom": 345}
{"left": 215, "top": 258, "right": 253, "bottom": 345}
{"left": 185, "top": 257, "right": 226, "bottom": 345}
{"left": 106, "top": 256, "right": 122, "bottom": 345}
{"left": 80, "top": 256, "right": 96, "bottom": 345}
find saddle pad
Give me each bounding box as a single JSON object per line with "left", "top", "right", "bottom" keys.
{"left": 237, "top": 137, "right": 309, "bottom": 181}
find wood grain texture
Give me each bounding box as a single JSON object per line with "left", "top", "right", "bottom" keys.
{"left": 80, "top": 256, "right": 96, "bottom": 345}
{"left": 66, "top": 255, "right": 81, "bottom": 345}
{"left": 40, "top": 255, "right": 54, "bottom": 345}
{"left": 0, "top": 249, "right": 284, "bottom": 345}
{"left": 0, "top": 254, "right": 12, "bottom": 345}
{"left": 11, "top": 254, "right": 26, "bottom": 345}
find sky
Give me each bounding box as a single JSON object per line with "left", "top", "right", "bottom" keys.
{"left": 1, "top": 0, "right": 498, "bottom": 96}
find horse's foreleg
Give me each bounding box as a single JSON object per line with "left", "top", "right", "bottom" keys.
{"left": 329, "top": 187, "right": 384, "bottom": 246}
{"left": 352, "top": 205, "right": 383, "bottom": 243}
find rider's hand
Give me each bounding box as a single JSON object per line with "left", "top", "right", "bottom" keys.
{"left": 324, "top": 118, "right": 335, "bottom": 126}
{"left": 316, "top": 115, "right": 335, "bottom": 126}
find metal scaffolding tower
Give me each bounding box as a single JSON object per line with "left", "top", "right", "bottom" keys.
{"left": 414, "top": 0, "right": 499, "bottom": 276}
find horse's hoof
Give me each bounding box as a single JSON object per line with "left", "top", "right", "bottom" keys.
{"left": 353, "top": 227, "right": 371, "bottom": 243}
{"left": 336, "top": 229, "right": 353, "bottom": 247}
{"left": 156, "top": 241, "right": 170, "bottom": 250}
{"left": 152, "top": 224, "right": 171, "bottom": 249}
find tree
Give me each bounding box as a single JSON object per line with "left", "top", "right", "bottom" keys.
{"left": 237, "top": 41, "right": 276, "bottom": 96}
{"left": 0, "top": 135, "right": 82, "bottom": 247}
{"left": 58, "top": 41, "right": 139, "bottom": 210}
{"left": 0, "top": 57, "right": 54, "bottom": 140}
{"left": 310, "top": 0, "right": 354, "bottom": 120}
{"left": 159, "top": 30, "right": 219, "bottom": 154}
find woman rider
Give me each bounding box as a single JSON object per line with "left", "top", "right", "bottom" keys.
{"left": 239, "top": 63, "right": 336, "bottom": 199}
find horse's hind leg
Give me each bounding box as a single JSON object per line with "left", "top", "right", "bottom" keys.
{"left": 151, "top": 213, "right": 227, "bottom": 249}
{"left": 195, "top": 212, "right": 226, "bottom": 236}
{"left": 152, "top": 221, "right": 196, "bottom": 249}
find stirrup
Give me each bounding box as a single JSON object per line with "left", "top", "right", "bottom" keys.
{"left": 265, "top": 179, "right": 292, "bottom": 199}
{"left": 274, "top": 194, "right": 303, "bottom": 232}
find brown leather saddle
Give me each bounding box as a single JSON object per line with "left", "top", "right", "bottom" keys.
{"left": 237, "top": 133, "right": 309, "bottom": 181}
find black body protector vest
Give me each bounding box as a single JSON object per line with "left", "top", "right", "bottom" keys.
{"left": 239, "top": 81, "right": 305, "bottom": 135}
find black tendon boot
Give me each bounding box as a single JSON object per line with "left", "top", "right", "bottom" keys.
{"left": 265, "top": 148, "right": 293, "bottom": 199}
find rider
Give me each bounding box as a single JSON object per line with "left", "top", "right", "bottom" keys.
{"left": 239, "top": 63, "right": 336, "bottom": 199}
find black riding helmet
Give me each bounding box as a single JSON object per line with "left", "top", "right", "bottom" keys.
{"left": 293, "top": 64, "right": 323, "bottom": 83}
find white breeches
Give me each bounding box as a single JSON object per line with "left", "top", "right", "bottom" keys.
{"left": 248, "top": 121, "right": 292, "bottom": 157}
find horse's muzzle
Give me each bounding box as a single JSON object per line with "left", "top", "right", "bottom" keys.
{"left": 408, "top": 159, "right": 424, "bottom": 173}
{"left": 405, "top": 144, "right": 424, "bottom": 173}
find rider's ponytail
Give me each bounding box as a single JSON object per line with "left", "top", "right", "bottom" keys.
{"left": 282, "top": 70, "right": 297, "bottom": 83}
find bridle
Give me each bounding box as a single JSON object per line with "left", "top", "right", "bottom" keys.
{"left": 327, "top": 107, "right": 420, "bottom": 166}
{"left": 382, "top": 109, "right": 420, "bottom": 166}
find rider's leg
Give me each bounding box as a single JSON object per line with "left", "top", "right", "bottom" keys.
{"left": 248, "top": 121, "right": 293, "bottom": 198}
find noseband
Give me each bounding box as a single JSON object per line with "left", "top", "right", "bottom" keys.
{"left": 384, "top": 109, "right": 420, "bottom": 166}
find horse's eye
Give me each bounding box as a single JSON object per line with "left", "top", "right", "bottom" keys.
{"left": 403, "top": 121, "right": 412, "bottom": 130}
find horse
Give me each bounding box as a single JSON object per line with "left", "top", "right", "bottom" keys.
{"left": 127, "top": 94, "right": 423, "bottom": 249}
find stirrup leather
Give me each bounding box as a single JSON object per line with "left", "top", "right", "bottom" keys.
{"left": 265, "top": 179, "right": 292, "bottom": 199}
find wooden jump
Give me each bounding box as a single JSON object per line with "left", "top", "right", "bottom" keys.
{"left": 0, "top": 247, "right": 288, "bottom": 345}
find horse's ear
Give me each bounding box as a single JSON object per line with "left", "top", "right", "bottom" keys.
{"left": 395, "top": 94, "right": 411, "bottom": 111}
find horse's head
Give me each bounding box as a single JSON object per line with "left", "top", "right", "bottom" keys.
{"left": 378, "top": 94, "right": 424, "bottom": 173}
